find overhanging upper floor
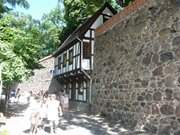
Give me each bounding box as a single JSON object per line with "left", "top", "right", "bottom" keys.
{"left": 53, "top": 3, "right": 117, "bottom": 77}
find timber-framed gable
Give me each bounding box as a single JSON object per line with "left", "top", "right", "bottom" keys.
{"left": 52, "top": 3, "right": 117, "bottom": 109}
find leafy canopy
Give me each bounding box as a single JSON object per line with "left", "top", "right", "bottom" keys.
{"left": 0, "top": 13, "right": 42, "bottom": 86}
{"left": 60, "top": 0, "right": 120, "bottom": 42}
{"left": 0, "top": 0, "right": 135, "bottom": 89}
{"left": 0, "top": 0, "right": 29, "bottom": 14}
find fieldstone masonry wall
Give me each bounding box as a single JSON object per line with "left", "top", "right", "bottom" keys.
{"left": 92, "top": 0, "right": 180, "bottom": 134}
{"left": 17, "top": 56, "right": 62, "bottom": 94}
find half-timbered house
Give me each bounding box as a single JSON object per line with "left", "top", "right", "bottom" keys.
{"left": 53, "top": 3, "right": 116, "bottom": 110}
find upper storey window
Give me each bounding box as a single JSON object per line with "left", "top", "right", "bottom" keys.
{"left": 58, "top": 56, "right": 62, "bottom": 69}
{"left": 83, "top": 42, "right": 91, "bottom": 59}
{"left": 63, "top": 53, "right": 67, "bottom": 67}
{"left": 69, "top": 49, "right": 73, "bottom": 65}
{"left": 103, "top": 14, "right": 111, "bottom": 22}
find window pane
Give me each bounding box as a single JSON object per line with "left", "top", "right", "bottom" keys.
{"left": 69, "top": 49, "right": 73, "bottom": 65}
{"left": 69, "top": 83, "right": 72, "bottom": 99}
{"left": 83, "top": 42, "right": 91, "bottom": 59}
{"left": 58, "top": 56, "right": 62, "bottom": 69}
{"left": 63, "top": 53, "right": 67, "bottom": 67}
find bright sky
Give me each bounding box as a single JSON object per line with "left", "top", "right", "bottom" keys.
{"left": 14, "top": 0, "right": 59, "bottom": 20}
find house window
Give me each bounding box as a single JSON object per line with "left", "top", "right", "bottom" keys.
{"left": 83, "top": 42, "right": 91, "bottom": 59}
{"left": 63, "top": 53, "right": 67, "bottom": 67}
{"left": 116, "top": 0, "right": 126, "bottom": 7}
{"left": 68, "top": 83, "right": 72, "bottom": 99}
{"left": 58, "top": 56, "right": 62, "bottom": 69}
{"left": 69, "top": 49, "right": 73, "bottom": 65}
{"left": 103, "top": 15, "right": 110, "bottom": 22}
{"left": 75, "top": 81, "right": 87, "bottom": 102}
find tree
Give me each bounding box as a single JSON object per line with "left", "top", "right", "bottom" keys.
{"left": 5, "top": 0, "right": 29, "bottom": 8}
{"left": 39, "top": 6, "right": 63, "bottom": 56}
{"left": 116, "top": 0, "right": 134, "bottom": 7}
{"left": 0, "top": 14, "right": 42, "bottom": 88}
{"left": 59, "top": 0, "right": 88, "bottom": 42}
{"left": 0, "top": 0, "right": 29, "bottom": 14}
{"left": 59, "top": 0, "right": 119, "bottom": 42}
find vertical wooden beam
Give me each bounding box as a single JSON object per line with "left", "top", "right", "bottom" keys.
{"left": 90, "top": 29, "right": 92, "bottom": 70}
{"left": 78, "top": 39, "right": 83, "bottom": 70}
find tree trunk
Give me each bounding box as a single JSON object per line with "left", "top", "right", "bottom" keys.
{"left": 4, "top": 88, "right": 10, "bottom": 114}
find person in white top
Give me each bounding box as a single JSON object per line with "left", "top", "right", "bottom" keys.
{"left": 47, "top": 94, "right": 62, "bottom": 133}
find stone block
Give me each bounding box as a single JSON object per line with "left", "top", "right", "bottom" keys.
{"left": 158, "top": 125, "right": 171, "bottom": 135}
{"left": 164, "top": 64, "right": 177, "bottom": 75}
{"left": 145, "top": 93, "right": 152, "bottom": 101}
{"left": 144, "top": 105, "right": 151, "bottom": 114}
{"left": 152, "top": 66, "right": 163, "bottom": 76}
{"left": 160, "top": 104, "right": 174, "bottom": 115}
{"left": 174, "top": 130, "right": 180, "bottom": 135}
{"left": 165, "top": 89, "right": 173, "bottom": 100}
{"left": 152, "top": 53, "right": 159, "bottom": 64}
{"left": 175, "top": 48, "right": 180, "bottom": 59}
{"left": 160, "top": 52, "right": 174, "bottom": 63}
{"left": 160, "top": 117, "right": 176, "bottom": 125}
{"left": 142, "top": 53, "right": 153, "bottom": 66}
{"left": 143, "top": 123, "right": 158, "bottom": 134}
{"left": 164, "top": 76, "right": 176, "bottom": 87}
{"left": 175, "top": 104, "right": 180, "bottom": 117}
{"left": 152, "top": 104, "right": 160, "bottom": 114}
{"left": 171, "top": 120, "right": 179, "bottom": 130}
{"left": 141, "top": 80, "right": 149, "bottom": 87}
{"left": 153, "top": 92, "right": 162, "bottom": 101}
{"left": 174, "top": 92, "right": 180, "bottom": 101}
{"left": 172, "top": 21, "right": 180, "bottom": 32}
{"left": 159, "top": 28, "right": 171, "bottom": 38}
{"left": 137, "top": 95, "right": 144, "bottom": 101}
{"left": 173, "top": 36, "right": 180, "bottom": 46}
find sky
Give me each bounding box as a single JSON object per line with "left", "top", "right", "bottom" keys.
{"left": 14, "top": 0, "right": 59, "bottom": 20}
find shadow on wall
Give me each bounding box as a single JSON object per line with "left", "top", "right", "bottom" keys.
{"left": 48, "top": 77, "right": 63, "bottom": 94}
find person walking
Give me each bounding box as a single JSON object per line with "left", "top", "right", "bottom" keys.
{"left": 47, "top": 94, "right": 62, "bottom": 134}
{"left": 40, "top": 96, "right": 48, "bottom": 126}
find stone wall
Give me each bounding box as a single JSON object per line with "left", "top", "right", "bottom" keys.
{"left": 17, "top": 56, "right": 62, "bottom": 94}
{"left": 92, "top": 0, "right": 180, "bottom": 134}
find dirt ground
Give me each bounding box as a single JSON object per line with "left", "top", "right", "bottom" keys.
{"left": 1, "top": 98, "right": 149, "bottom": 135}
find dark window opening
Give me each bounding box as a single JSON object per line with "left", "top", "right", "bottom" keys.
{"left": 83, "top": 42, "right": 91, "bottom": 59}
{"left": 103, "top": 15, "right": 110, "bottom": 22}
{"left": 69, "top": 49, "right": 73, "bottom": 65}
{"left": 63, "top": 53, "right": 67, "bottom": 67}
{"left": 58, "top": 56, "right": 62, "bottom": 69}
{"left": 75, "top": 81, "right": 87, "bottom": 102}
{"left": 78, "top": 88, "right": 84, "bottom": 95}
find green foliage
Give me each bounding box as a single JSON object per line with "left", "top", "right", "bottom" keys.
{"left": 0, "top": 10, "right": 62, "bottom": 87}
{"left": 0, "top": 0, "right": 29, "bottom": 14}
{"left": 0, "top": 4, "right": 63, "bottom": 87}
{"left": 60, "top": 0, "right": 88, "bottom": 42}
{"left": 123, "top": 0, "right": 134, "bottom": 7}
{"left": 59, "top": 0, "right": 119, "bottom": 42}
{"left": 40, "top": 7, "right": 63, "bottom": 56}
{"left": 83, "top": 0, "right": 120, "bottom": 10}
{"left": 5, "top": 0, "right": 30, "bottom": 8}
{"left": 0, "top": 13, "right": 42, "bottom": 87}
{"left": 0, "top": 0, "right": 135, "bottom": 90}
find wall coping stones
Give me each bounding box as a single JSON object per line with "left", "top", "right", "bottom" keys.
{"left": 95, "top": 0, "right": 147, "bottom": 36}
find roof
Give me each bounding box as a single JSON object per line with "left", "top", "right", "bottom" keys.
{"left": 53, "top": 2, "right": 117, "bottom": 57}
